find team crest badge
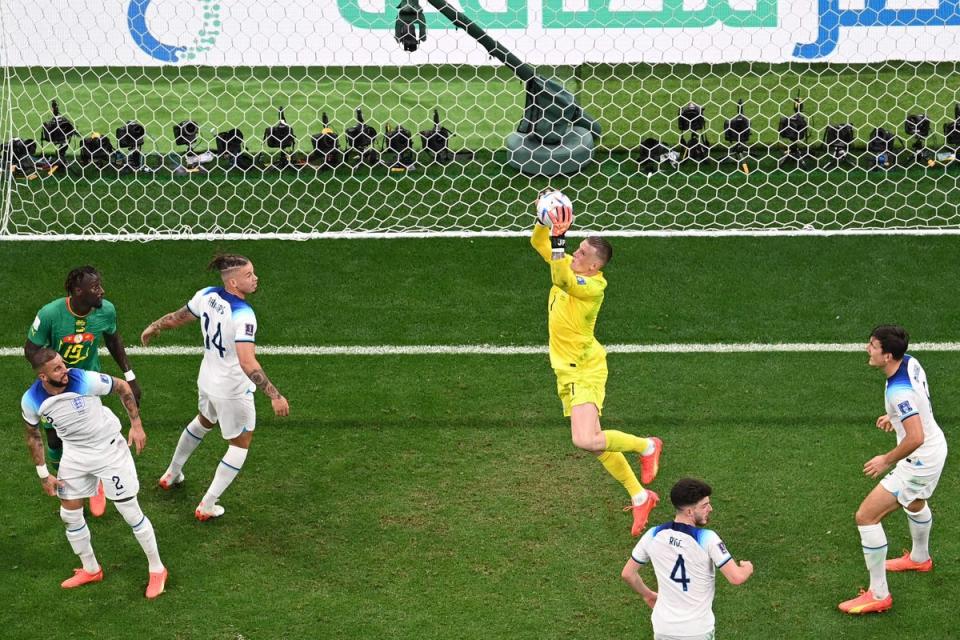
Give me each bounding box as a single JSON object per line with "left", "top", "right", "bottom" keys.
{"left": 245, "top": 323, "right": 255, "bottom": 336}
{"left": 576, "top": 276, "right": 586, "bottom": 285}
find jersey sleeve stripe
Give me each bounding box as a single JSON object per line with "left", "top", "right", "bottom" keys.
{"left": 235, "top": 339, "right": 255, "bottom": 343}
{"left": 900, "top": 410, "right": 919, "bottom": 419}
{"left": 631, "top": 555, "right": 647, "bottom": 564}
{"left": 716, "top": 555, "right": 733, "bottom": 568}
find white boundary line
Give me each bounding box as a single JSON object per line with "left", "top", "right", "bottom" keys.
{"left": 3, "top": 228, "right": 960, "bottom": 241}
{"left": 4, "top": 342, "right": 960, "bottom": 357}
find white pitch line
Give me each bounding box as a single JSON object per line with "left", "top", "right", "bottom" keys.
{"left": 3, "top": 342, "right": 960, "bottom": 357}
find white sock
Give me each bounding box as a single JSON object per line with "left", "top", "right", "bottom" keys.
{"left": 202, "top": 445, "right": 248, "bottom": 504}
{"left": 115, "top": 498, "right": 164, "bottom": 573}
{"left": 168, "top": 417, "right": 212, "bottom": 476}
{"left": 858, "top": 523, "right": 889, "bottom": 598}
{"left": 640, "top": 439, "right": 656, "bottom": 456}
{"left": 905, "top": 505, "right": 933, "bottom": 563}
{"left": 631, "top": 490, "right": 648, "bottom": 506}
{"left": 60, "top": 506, "right": 99, "bottom": 573}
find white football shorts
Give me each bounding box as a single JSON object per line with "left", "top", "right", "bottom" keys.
{"left": 58, "top": 422, "right": 140, "bottom": 501}
{"left": 880, "top": 453, "right": 946, "bottom": 507}
{"left": 198, "top": 389, "right": 256, "bottom": 440}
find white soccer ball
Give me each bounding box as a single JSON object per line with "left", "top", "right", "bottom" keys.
{"left": 536, "top": 190, "right": 573, "bottom": 227}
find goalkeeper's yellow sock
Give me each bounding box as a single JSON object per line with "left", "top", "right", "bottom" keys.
{"left": 598, "top": 451, "right": 643, "bottom": 497}
{"left": 603, "top": 430, "right": 649, "bottom": 454}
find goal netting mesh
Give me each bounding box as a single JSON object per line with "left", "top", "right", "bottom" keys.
{"left": 1, "top": 0, "right": 959, "bottom": 239}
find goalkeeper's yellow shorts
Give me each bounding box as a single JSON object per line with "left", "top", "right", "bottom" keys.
{"left": 554, "top": 363, "right": 607, "bottom": 417}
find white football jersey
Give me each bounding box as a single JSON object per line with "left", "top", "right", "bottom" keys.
{"left": 885, "top": 355, "right": 948, "bottom": 475}
{"left": 187, "top": 287, "right": 258, "bottom": 399}
{"left": 21, "top": 369, "right": 119, "bottom": 451}
{"left": 632, "top": 521, "right": 732, "bottom": 636}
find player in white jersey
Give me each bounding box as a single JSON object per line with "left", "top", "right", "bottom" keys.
{"left": 141, "top": 253, "right": 289, "bottom": 521}
{"left": 839, "top": 325, "right": 948, "bottom": 615}
{"left": 20, "top": 349, "right": 167, "bottom": 598}
{"left": 621, "top": 478, "right": 754, "bottom": 640}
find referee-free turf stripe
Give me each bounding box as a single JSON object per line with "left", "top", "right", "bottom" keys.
{"left": 3, "top": 342, "right": 960, "bottom": 357}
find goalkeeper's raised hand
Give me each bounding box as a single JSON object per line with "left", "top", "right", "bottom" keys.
{"left": 549, "top": 205, "right": 573, "bottom": 255}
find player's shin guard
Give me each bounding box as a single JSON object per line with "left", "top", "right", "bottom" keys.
{"left": 597, "top": 451, "right": 643, "bottom": 497}
{"left": 858, "top": 523, "right": 889, "bottom": 598}
{"left": 47, "top": 445, "right": 63, "bottom": 474}
{"left": 905, "top": 505, "right": 933, "bottom": 562}
{"left": 202, "top": 445, "right": 248, "bottom": 504}
{"left": 60, "top": 506, "right": 99, "bottom": 573}
{"left": 168, "top": 417, "right": 212, "bottom": 476}
{"left": 115, "top": 498, "right": 164, "bottom": 573}
{"left": 602, "top": 430, "right": 648, "bottom": 454}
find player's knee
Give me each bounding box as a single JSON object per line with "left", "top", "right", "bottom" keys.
{"left": 231, "top": 431, "right": 253, "bottom": 449}
{"left": 198, "top": 414, "right": 215, "bottom": 429}
{"left": 114, "top": 497, "right": 146, "bottom": 528}
{"left": 854, "top": 507, "right": 878, "bottom": 526}
{"left": 571, "top": 431, "right": 600, "bottom": 451}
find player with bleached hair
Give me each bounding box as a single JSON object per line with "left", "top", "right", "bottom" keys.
{"left": 21, "top": 348, "right": 167, "bottom": 598}
{"left": 838, "top": 325, "right": 948, "bottom": 614}
{"left": 621, "top": 478, "right": 753, "bottom": 640}
{"left": 141, "top": 253, "right": 289, "bottom": 521}
{"left": 531, "top": 197, "right": 663, "bottom": 535}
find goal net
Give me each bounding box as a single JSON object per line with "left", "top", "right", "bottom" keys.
{"left": 1, "top": 0, "right": 959, "bottom": 239}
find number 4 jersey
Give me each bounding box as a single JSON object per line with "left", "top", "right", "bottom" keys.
{"left": 187, "top": 287, "right": 258, "bottom": 399}
{"left": 631, "top": 521, "right": 732, "bottom": 637}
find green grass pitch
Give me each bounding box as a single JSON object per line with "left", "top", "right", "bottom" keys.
{"left": 0, "top": 237, "right": 957, "bottom": 639}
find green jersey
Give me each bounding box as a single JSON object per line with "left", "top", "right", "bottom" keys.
{"left": 27, "top": 297, "right": 117, "bottom": 371}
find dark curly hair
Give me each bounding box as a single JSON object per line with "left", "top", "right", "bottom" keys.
{"left": 64, "top": 266, "right": 100, "bottom": 294}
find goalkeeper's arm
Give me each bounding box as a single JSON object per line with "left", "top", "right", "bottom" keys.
{"left": 531, "top": 222, "right": 553, "bottom": 262}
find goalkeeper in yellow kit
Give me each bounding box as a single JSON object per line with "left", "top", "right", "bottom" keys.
{"left": 531, "top": 201, "right": 663, "bottom": 535}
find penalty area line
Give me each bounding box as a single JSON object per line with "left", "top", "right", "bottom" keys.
{"left": 3, "top": 342, "right": 960, "bottom": 357}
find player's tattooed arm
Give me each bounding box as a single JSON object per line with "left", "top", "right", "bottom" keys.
{"left": 247, "top": 368, "right": 282, "bottom": 400}
{"left": 25, "top": 423, "right": 58, "bottom": 495}
{"left": 24, "top": 423, "right": 45, "bottom": 465}
{"left": 237, "top": 342, "right": 289, "bottom": 416}
{"left": 113, "top": 379, "right": 147, "bottom": 453}
{"left": 141, "top": 306, "right": 196, "bottom": 345}
{"left": 113, "top": 379, "right": 141, "bottom": 424}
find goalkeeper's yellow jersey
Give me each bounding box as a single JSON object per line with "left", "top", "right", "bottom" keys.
{"left": 530, "top": 224, "right": 607, "bottom": 371}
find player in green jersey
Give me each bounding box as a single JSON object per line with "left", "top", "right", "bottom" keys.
{"left": 24, "top": 266, "right": 142, "bottom": 517}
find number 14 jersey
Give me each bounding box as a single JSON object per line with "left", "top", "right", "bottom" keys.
{"left": 187, "top": 287, "right": 258, "bottom": 399}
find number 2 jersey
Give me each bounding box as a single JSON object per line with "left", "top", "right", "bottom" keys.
{"left": 631, "top": 521, "right": 733, "bottom": 636}
{"left": 21, "top": 369, "right": 119, "bottom": 451}
{"left": 187, "top": 287, "right": 258, "bottom": 399}
{"left": 884, "top": 354, "right": 947, "bottom": 475}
